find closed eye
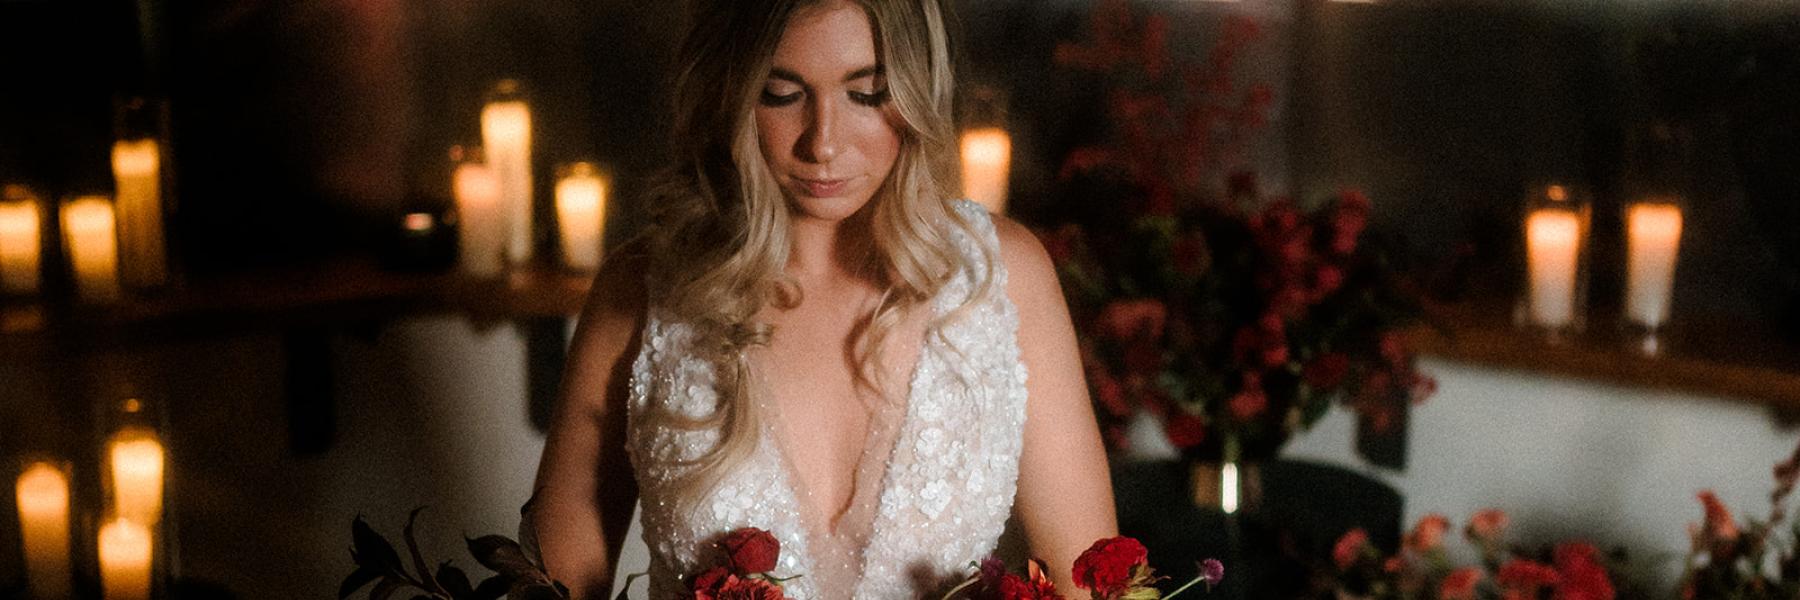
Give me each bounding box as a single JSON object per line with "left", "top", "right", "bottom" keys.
{"left": 760, "top": 90, "right": 803, "bottom": 107}
{"left": 849, "top": 89, "right": 890, "bottom": 107}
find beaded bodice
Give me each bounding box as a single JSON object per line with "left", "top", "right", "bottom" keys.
{"left": 624, "top": 200, "right": 1028, "bottom": 599}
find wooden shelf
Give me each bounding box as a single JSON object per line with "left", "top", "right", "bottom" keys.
{"left": 0, "top": 259, "right": 595, "bottom": 360}
{"left": 1405, "top": 302, "right": 1800, "bottom": 411}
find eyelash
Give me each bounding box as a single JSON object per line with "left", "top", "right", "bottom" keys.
{"left": 758, "top": 89, "right": 890, "bottom": 108}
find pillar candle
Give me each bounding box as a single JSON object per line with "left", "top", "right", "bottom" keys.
{"left": 481, "top": 94, "right": 534, "bottom": 265}
{"left": 63, "top": 196, "right": 121, "bottom": 303}
{"left": 555, "top": 163, "right": 607, "bottom": 272}
{"left": 960, "top": 127, "right": 1012, "bottom": 215}
{"left": 109, "top": 429, "right": 164, "bottom": 526}
{"left": 98, "top": 519, "right": 153, "bottom": 600}
{"left": 16, "top": 462, "right": 72, "bottom": 599}
{"left": 1526, "top": 209, "right": 1582, "bottom": 329}
{"left": 1625, "top": 202, "right": 1683, "bottom": 329}
{"left": 112, "top": 139, "right": 167, "bottom": 289}
{"left": 454, "top": 160, "right": 506, "bottom": 278}
{"left": 0, "top": 194, "right": 42, "bottom": 294}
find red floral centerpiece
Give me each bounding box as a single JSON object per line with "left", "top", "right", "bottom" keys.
{"left": 1678, "top": 440, "right": 1800, "bottom": 599}
{"left": 1329, "top": 511, "right": 1617, "bottom": 600}
{"left": 1042, "top": 0, "right": 1433, "bottom": 465}
{"left": 943, "top": 535, "right": 1222, "bottom": 600}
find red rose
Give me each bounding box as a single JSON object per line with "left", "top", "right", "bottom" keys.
{"left": 689, "top": 566, "right": 731, "bottom": 596}
{"left": 1072, "top": 537, "right": 1148, "bottom": 596}
{"left": 1164, "top": 413, "right": 1206, "bottom": 449}
{"left": 720, "top": 528, "right": 780, "bottom": 575}
{"left": 1311, "top": 265, "right": 1344, "bottom": 298}
{"left": 1332, "top": 529, "right": 1368, "bottom": 570}
{"left": 1303, "top": 353, "right": 1350, "bottom": 390}
{"left": 1405, "top": 513, "right": 1449, "bottom": 553}
{"left": 1497, "top": 559, "right": 1561, "bottom": 591}
{"left": 1465, "top": 508, "right": 1509, "bottom": 543}
{"left": 1440, "top": 567, "right": 1481, "bottom": 600}
{"left": 714, "top": 575, "right": 786, "bottom": 600}
{"left": 1552, "top": 542, "right": 1614, "bottom": 600}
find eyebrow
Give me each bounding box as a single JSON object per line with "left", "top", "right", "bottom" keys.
{"left": 768, "top": 65, "right": 884, "bottom": 85}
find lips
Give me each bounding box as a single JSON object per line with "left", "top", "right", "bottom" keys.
{"left": 794, "top": 176, "right": 851, "bottom": 198}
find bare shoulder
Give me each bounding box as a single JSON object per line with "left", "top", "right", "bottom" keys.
{"left": 986, "top": 214, "right": 1059, "bottom": 303}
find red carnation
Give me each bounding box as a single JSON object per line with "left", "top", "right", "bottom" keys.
{"left": 711, "top": 575, "right": 786, "bottom": 600}
{"left": 720, "top": 528, "right": 780, "bottom": 575}
{"left": 1072, "top": 537, "right": 1148, "bottom": 597}
{"left": 1497, "top": 559, "right": 1561, "bottom": 592}
{"left": 996, "top": 572, "right": 1064, "bottom": 600}
{"left": 689, "top": 566, "right": 731, "bottom": 596}
{"left": 1466, "top": 508, "right": 1509, "bottom": 543}
{"left": 1405, "top": 513, "right": 1450, "bottom": 553}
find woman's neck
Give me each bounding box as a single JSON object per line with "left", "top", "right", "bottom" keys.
{"left": 786, "top": 210, "right": 876, "bottom": 285}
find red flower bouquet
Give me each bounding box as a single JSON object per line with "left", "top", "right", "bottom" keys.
{"left": 1329, "top": 511, "right": 1617, "bottom": 600}
{"left": 943, "top": 536, "right": 1222, "bottom": 600}
{"left": 1044, "top": 0, "right": 1432, "bottom": 461}
{"left": 683, "top": 528, "right": 796, "bottom": 600}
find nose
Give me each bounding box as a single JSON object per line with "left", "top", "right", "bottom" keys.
{"left": 796, "top": 96, "right": 839, "bottom": 164}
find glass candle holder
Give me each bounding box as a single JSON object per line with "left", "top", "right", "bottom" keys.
{"left": 100, "top": 396, "right": 170, "bottom": 600}
{"left": 61, "top": 195, "right": 122, "bottom": 304}
{"left": 554, "top": 161, "right": 608, "bottom": 273}
{"left": 480, "top": 80, "right": 535, "bottom": 266}
{"left": 1518, "top": 183, "right": 1591, "bottom": 343}
{"left": 450, "top": 145, "right": 507, "bottom": 279}
{"left": 15, "top": 457, "right": 74, "bottom": 599}
{"left": 0, "top": 184, "right": 44, "bottom": 296}
{"left": 1622, "top": 197, "right": 1684, "bottom": 356}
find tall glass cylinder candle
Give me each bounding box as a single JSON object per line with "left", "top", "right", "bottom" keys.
{"left": 16, "top": 460, "right": 72, "bottom": 599}
{"left": 112, "top": 138, "right": 167, "bottom": 289}
{"left": 0, "top": 186, "right": 43, "bottom": 295}
{"left": 960, "top": 127, "right": 1012, "bottom": 215}
{"left": 1520, "top": 184, "right": 1589, "bottom": 341}
{"left": 108, "top": 425, "right": 165, "bottom": 527}
{"left": 63, "top": 195, "right": 122, "bottom": 303}
{"left": 453, "top": 147, "right": 506, "bottom": 278}
{"left": 1624, "top": 200, "right": 1683, "bottom": 352}
{"left": 99, "top": 519, "right": 153, "bottom": 600}
{"left": 481, "top": 80, "right": 534, "bottom": 265}
{"left": 554, "top": 162, "right": 607, "bottom": 272}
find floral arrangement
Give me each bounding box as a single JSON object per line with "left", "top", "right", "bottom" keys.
{"left": 339, "top": 509, "right": 569, "bottom": 600}
{"left": 940, "top": 536, "right": 1223, "bottom": 600}
{"left": 680, "top": 528, "right": 796, "bottom": 599}
{"left": 1677, "top": 441, "right": 1800, "bottom": 599}
{"left": 1044, "top": 0, "right": 1432, "bottom": 460}
{"left": 1328, "top": 510, "right": 1616, "bottom": 600}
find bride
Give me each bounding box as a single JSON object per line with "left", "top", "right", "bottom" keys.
{"left": 527, "top": 0, "right": 1115, "bottom": 597}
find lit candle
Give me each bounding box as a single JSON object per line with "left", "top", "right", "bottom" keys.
{"left": 112, "top": 139, "right": 167, "bottom": 289}
{"left": 481, "top": 84, "right": 534, "bottom": 265}
{"left": 1526, "top": 208, "right": 1583, "bottom": 329}
{"left": 98, "top": 519, "right": 153, "bottom": 600}
{"left": 0, "top": 191, "right": 42, "bottom": 294}
{"left": 555, "top": 162, "right": 608, "bottom": 272}
{"left": 960, "top": 127, "right": 1012, "bottom": 215}
{"left": 16, "top": 462, "right": 72, "bottom": 599}
{"left": 454, "top": 157, "right": 507, "bottom": 278}
{"left": 1626, "top": 202, "right": 1683, "bottom": 329}
{"left": 63, "top": 195, "right": 121, "bottom": 303}
{"left": 109, "top": 428, "right": 164, "bottom": 526}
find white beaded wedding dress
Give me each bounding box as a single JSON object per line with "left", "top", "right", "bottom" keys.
{"left": 626, "top": 200, "right": 1029, "bottom": 599}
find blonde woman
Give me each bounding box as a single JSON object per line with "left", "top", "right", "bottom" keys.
{"left": 528, "top": 0, "right": 1115, "bottom": 597}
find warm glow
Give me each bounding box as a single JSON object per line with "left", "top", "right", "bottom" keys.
{"left": 960, "top": 128, "right": 1012, "bottom": 215}
{"left": 112, "top": 138, "right": 167, "bottom": 289}
{"left": 63, "top": 196, "right": 121, "bottom": 302}
{"left": 99, "top": 519, "right": 153, "bottom": 600}
{"left": 1545, "top": 184, "right": 1569, "bottom": 203}
{"left": 555, "top": 162, "right": 608, "bottom": 272}
{"left": 1526, "top": 209, "right": 1583, "bottom": 330}
{"left": 403, "top": 212, "right": 434, "bottom": 233}
{"left": 109, "top": 428, "right": 165, "bottom": 526}
{"left": 1221, "top": 463, "right": 1241, "bottom": 514}
{"left": 1625, "top": 202, "right": 1684, "bottom": 329}
{"left": 454, "top": 160, "right": 506, "bottom": 278}
{"left": 17, "top": 462, "right": 72, "bottom": 598}
{"left": 0, "top": 195, "right": 42, "bottom": 294}
{"left": 481, "top": 93, "right": 535, "bottom": 265}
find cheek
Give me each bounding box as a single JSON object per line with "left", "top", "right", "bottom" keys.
{"left": 754, "top": 107, "right": 798, "bottom": 168}
{"left": 856, "top": 114, "right": 904, "bottom": 173}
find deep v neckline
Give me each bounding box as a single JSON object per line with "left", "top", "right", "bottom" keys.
{"left": 760, "top": 304, "right": 938, "bottom": 593}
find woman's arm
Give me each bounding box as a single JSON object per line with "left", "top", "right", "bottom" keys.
{"left": 993, "top": 217, "right": 1119, "bottom": 594}
{"left": 528, "top": 244, "right": 649, "bottom": 599}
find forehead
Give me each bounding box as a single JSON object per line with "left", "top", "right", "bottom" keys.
{"left": 771, "top": 1, "right": 879, "bottom": 76}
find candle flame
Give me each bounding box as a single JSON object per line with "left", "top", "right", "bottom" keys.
{"left": 16, "top": 462, "right": 69, "bottom": 514}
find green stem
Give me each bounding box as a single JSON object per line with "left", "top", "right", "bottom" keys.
{"left": 1162, "top": 575, "right": 1208, "bottom": 599}
{"left": 938, "top": 576, "right": 982, "bottom": 600}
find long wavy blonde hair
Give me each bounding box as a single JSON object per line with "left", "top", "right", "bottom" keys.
{"left": 642, "top": 0, "right": 997, "bottom": 513}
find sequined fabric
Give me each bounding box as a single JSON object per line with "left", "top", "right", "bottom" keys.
{"left": 625, "top": 200, "right": 1029, "bottom": 599}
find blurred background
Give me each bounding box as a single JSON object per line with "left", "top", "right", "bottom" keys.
{"left": 3, "top": 0, "right": 1800, "bottom": 598}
